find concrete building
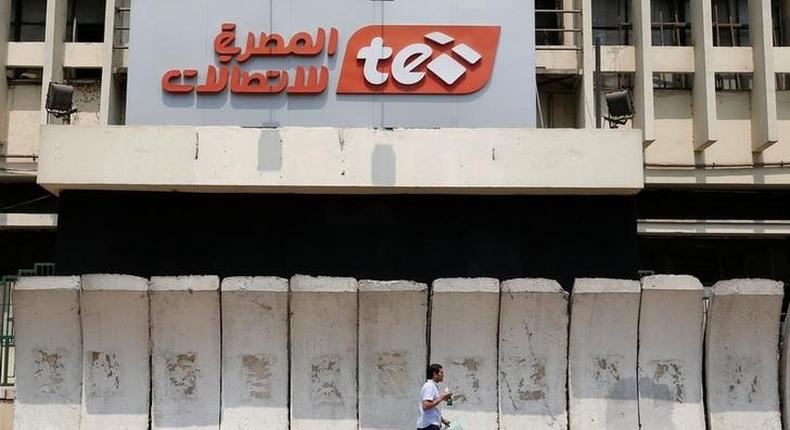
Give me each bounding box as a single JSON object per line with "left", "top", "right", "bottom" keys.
{"left": 1, "top": 0, "right": 790, "bottom": 427}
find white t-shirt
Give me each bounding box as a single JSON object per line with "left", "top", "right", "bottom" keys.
{"left": 417, "top": 380, "right": 442, "bottom": 428}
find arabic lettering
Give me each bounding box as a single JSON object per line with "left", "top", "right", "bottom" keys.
{"left": 215, "top": 24, "right": 339, "bottom": 63}
{"left": 163, "top": 65, "right": 330, "bottom": 95}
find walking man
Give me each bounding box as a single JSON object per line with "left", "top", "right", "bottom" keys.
{"left": 417, "top": 363, "right": 453, "bottom": 430}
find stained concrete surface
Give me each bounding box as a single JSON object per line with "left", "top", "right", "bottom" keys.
{"left": 358, "top": 280, "right": 427, "bottom": 430}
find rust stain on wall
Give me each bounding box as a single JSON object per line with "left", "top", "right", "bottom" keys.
{"left": 448, "top": 357, "right": 483, "bottom": 405}
{"left": 165, "top": 352, "right": 200, "bottom": 399}
{"left": 242, "top": 354, "right": 273, "bottom": 401}
{"left": 87, "top": 351, "right": 121, "bottom": 397}
{"left": 311, "top": 355, "right": 343, "bottom": 405}
{"left": 376, "top": 351, "right": 408, "bottom": 396}
{"left": 33, "top": 348, "right": 66, "bottom": 395}
{"left": 651, "top": 359, "right": 686, "bottom": 403}
{"left": 725, "top": 355, "right": 762, "bottom": 405}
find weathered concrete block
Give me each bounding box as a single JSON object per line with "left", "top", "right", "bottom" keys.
{"left": 782, "top": 285, "right": 790, "bottom": 430}
{"left": 290, "top": 275, "right": 358, "bottom": 430}
{"left": 430, "top": 278, "right": 499, "bottom": 429}
{"left": 80, "top": 274, "right": 150, "bottom": 430}
{"left": 706, "top": 279, "right": 783, "bottom": 430}
{"left": 358, "top": 280, "right": 427, "bottom": 430}
{"left": 150, "top": 276, "right": 220, "bottom": 430}
{"left": 499, "top": 278, "right": 568, "bottom": 430}
{"left": 221, "top": 277, "right": 289, "bottom": 430}
{"left": 638, "top": 275, "right": 705, "bottom": 430}
{"left": 568, "top": 278, "right": 640, "bottom": 430}
{"left": 14, "top": 276, "right": 82, "bottom": 430}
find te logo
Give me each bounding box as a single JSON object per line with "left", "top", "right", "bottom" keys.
{"left": 337, "top": 25, "right": 501, "bottom": 95}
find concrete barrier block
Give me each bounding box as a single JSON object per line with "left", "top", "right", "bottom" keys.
{"left": 221, "top": 277, "right": 289, "bottom": 430}
{"left": 430, "top": 278, "right": 500, "bottom": 429}
{"left": 706, "top": 279, "right": 783, "bottom": 430}
{"left": 568, "top": 278, "right": 640, "bottom": 430}
{"left": 499, "top": 278, "right": 568, "bottom": 430}
{"left": 14, "top": 276, "right": 82, "bottom": 430}
{"left": 782, "top": 285, "right": 790, "bottom": 430}
{"left": 80, "top": 274, "right": 150, "bottom": 430}
{"left": 150, "top": 276, "right": 220, "bottom": 430}
{"left": 638, "top": 275, "right": 705, "bottom": 430}
{"left": 290, "top": 275, "right": 358, "bottom": 430}
{"left": 358, "top": 280, "right": 427, "bottom": 430}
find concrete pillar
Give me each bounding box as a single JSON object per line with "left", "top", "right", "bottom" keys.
{"left": 705, "top": 279, "right": 783, "bottom": 430}
{"left": 41, "top": 0, "right": 68, "bottom": 124}
{"left": 749, "top": 0, "right": 778, "bottom": 152}
{"left": 99, "top": 0, "right": 118, "bottom": 125}
{"left": 430, "top": 278, "right": 499, "bottom": 429}
{"left": 568, "top": 278, "right": 640, "bottom": 430}
{"left": 560, "top": 0, "right": 574, "bottom": 47}
{"left": 690, "top": 0, "right": 718, "bottom": 149}
{"left": 80, "top": 274, "right": 149, "bottom": 430}
{"left": 221, "top": 277, "right": 289, "bottom": 430}
{"left": 358, "top": 280, "right": 427, "bottom": 430}
{"left": 13, "top": 276, "right": 82, "bottom": 430}
{"left": 576, "top": 0, "right": 595, "bottom": 128}
{"left": 0, "top": 0, "right": 11, "bottom": 143}
{"left": 150, "top": 276, "right": 220, "bottom": 430}
{"left": 637, "top": 275, "right": 705, "bottom": 430}
{"left": 498, "top": 279, "right": 568, "bottom": 430}
{"left": 290, "top": 275, "right": 358, "bottom": 430}
{"left": 632, "top": 0, "right": 655, "bottom": 145}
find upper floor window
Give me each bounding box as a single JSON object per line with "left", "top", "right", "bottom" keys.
{"left": 9, "top": 0, "right": 47, "bottom": 42}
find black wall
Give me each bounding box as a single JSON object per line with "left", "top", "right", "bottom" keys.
{"left": 55, "top": 191, "right": 639, "bottom": 289}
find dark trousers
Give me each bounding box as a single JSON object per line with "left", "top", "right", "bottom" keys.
{"left": 418, "top": 425, "right": 441, "bottom": 430}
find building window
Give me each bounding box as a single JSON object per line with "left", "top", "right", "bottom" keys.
{"left": 9, "top": 0, "right": 47, "bottom": 42}
{"left": 66, "top": 0, "right": 106, "bottom": 42}
{"left": 651, "top": 0, "right": 692, "bottom": 46}
{"left": 653, "top": 72, "right": 693, "bottom": 90}
{"left": 593, "top": 0, "right": 633, "bottom": 45}
{"left": 774, "top": 0, "right": 790, "bottom": 46}
{"left": 715, "top": 73, "right": 752, "bottom": 91}
{"left": 711, "top": 0, "right": 750, "bottom": 46}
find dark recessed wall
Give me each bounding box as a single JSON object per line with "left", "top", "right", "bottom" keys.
{"left": 55, "top": 191, "right": 640, "bottom": 290}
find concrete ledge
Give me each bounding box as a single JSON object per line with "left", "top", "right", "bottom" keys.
{"left": 358, "top": 280, "right": 426, "bottom": 292}
{"left": 149, "top": 275, "right": 219, "bottom": 291}
{"left": 221, "top": 276, "right": 288, "bottom": 292}
{"left": 14, "top": 276, "right": 80, "bottom": 290}
{"left": 37, "top": 126, "right": 645, "bottom": 195}
{"left": 433, "top": 277, "right": 499, "bottom": 293}
{"left": 501, "top": 277, "right": 566, "bottom": 294}
{"left": 82, "top": 274, "right": 148, "bottom": 291}
{"left": 712, "top": 278, "right": 784, "bottom": 296}
{"left": 6, "top": 42, "right": 45, "bottom": 67}
{"left": 63, "top": 42, "right": 103, "bottom": 68}
{"left": 0, "top": 213, "right": 58, "bottom": 230}
{"left": 572, "top": 278, "right": 640, "bottom": 294}
{"left": 290, "top": 275, "right": 357, "bottom": 292}
{"left": 641, "top": 274, "right": 703, "bottom": 291}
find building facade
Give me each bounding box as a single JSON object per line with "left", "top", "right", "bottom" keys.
{"left": 1, "top": 0, "right": 790, "bottom": 429}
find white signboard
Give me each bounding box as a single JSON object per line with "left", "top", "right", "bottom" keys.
{"left": 127, "top": 0, "right": 535, "bottom": 128}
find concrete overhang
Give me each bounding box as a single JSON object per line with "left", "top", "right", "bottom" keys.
{"left": 37, "top": 125, "right": 644, "bottom": 195}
